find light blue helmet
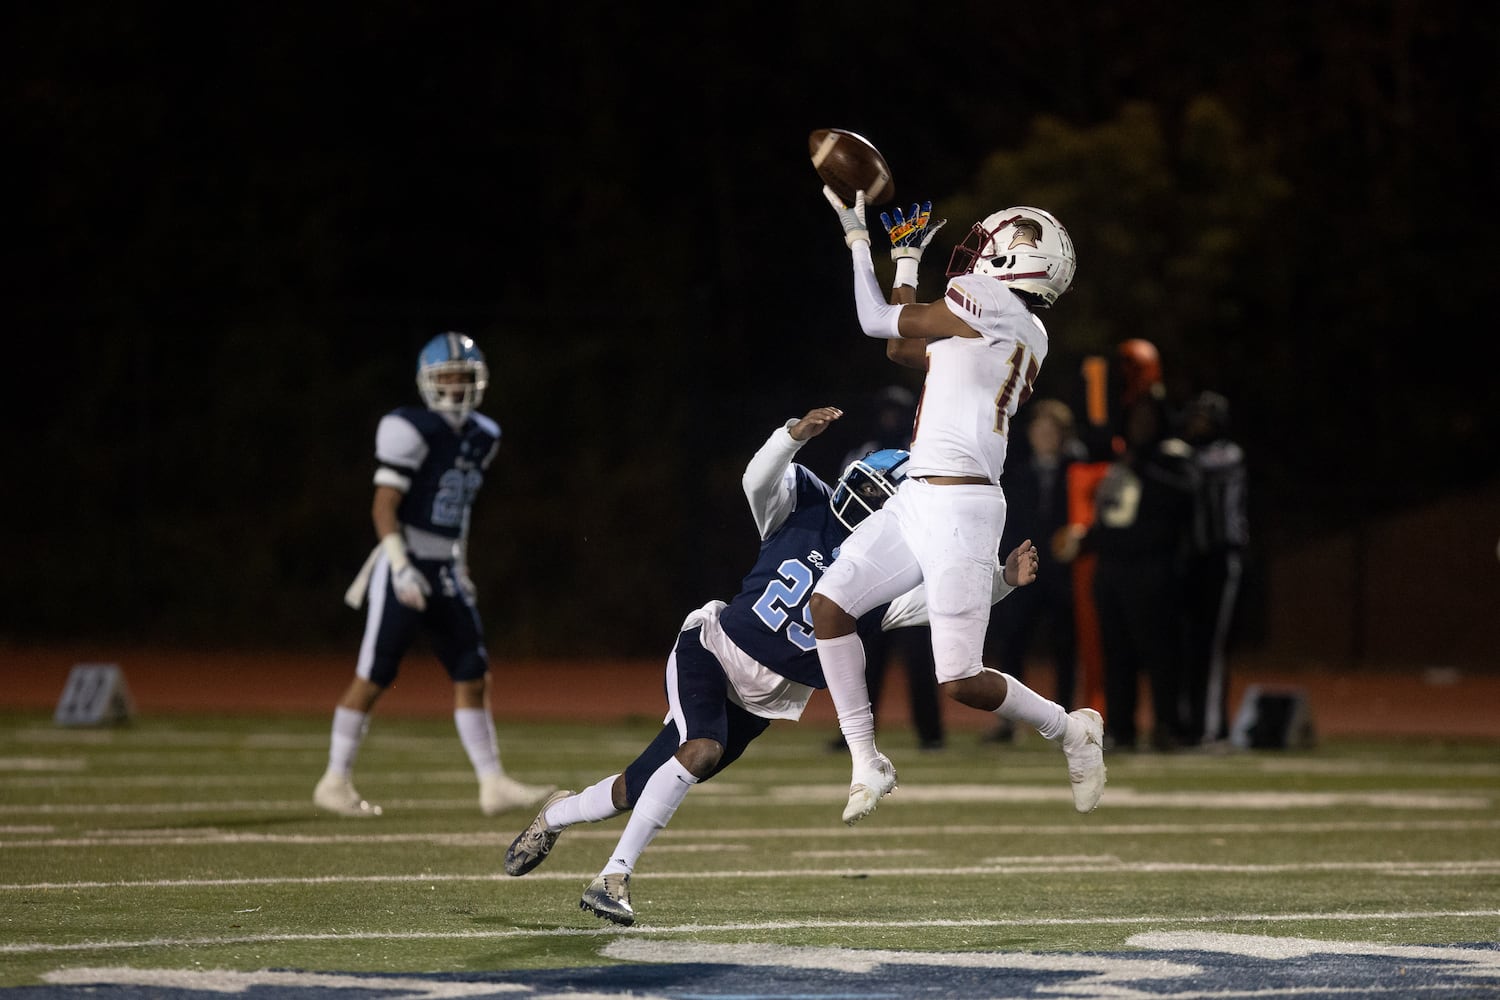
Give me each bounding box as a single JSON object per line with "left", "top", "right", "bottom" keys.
{"left": 831, "top": 448, "right": 910, "bottom": 530}
{"left": 416, "top": 332, "right": 488, "bottom": 422}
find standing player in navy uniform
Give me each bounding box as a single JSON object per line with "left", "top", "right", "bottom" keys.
{"left": 314, "top": 332, "right": 553, "bottom": 818}
{"left": 501, "top": 405, "right": 1039, "bottom": 926}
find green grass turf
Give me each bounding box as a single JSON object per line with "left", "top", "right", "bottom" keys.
{"left": 1, "top": 709, "right": 1497, "bottom": 986}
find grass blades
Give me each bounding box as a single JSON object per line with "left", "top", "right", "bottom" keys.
{"left": 2, "top": 710, "right": 1497, "bottom": 990}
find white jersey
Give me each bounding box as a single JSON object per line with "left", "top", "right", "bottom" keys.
{"left": 905, "top": 275, "right": 1049, "bottom": 483}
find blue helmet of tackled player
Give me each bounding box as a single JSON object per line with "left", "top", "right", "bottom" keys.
{"left": 831, "top": 448, "right": 910, "bottom": 531}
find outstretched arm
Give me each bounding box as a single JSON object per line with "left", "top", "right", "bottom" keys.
{"left": 826, "top": 186, "right": 978, "bottom": 345}
{"left": 743, "top": 406, "right": 844, "bottom": 539}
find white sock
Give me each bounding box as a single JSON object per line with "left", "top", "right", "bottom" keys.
{"left": 996, "top": 672, "right": 1069, "bottom": 741}
{"left": 547, "top": 774, "right": 624, "bottom": 829}
{"left": 601, "top": 757, "right": 698, "bottom": 876}
{"left": 327, "top": 707, "right": 368, "bottom": 776}
{"left": 455, "top": 707, "right": 502, "bottom": 779}
{"left": 815, "top": 632, "right": 879, "bottom": 765}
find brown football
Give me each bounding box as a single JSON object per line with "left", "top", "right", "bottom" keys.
{"left": 809, "top": 128, "right": 895, "bottom": 206}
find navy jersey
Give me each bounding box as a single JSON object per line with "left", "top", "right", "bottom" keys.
{"left": 718, "top": 465, "right": 859, "bottom": 689}
{"left": 375, "top": 405, "right": 501, "bottom": 541}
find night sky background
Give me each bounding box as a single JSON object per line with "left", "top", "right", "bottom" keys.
{"left": 7, "top": 3, "right": 1497, "bottom": 664}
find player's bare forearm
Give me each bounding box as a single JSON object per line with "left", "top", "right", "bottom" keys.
{"left": 886, "top": 338, "right": 929, "bottom": 370}
{"left": 371, "top": 485, "right": 404, "bottom": 539}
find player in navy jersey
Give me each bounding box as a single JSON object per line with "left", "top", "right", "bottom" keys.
{"left": 502, "top": 405, "right": 1039, "bottom": 926}
{"left": 314, "top": 332, "right": 553, "bottom": 818}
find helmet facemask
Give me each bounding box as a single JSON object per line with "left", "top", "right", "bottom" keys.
{"left": 831, "top": 448, "right": 910, "bottom": 530}
{"left": 946, "top": 207, "right": 1076, "bottom": 307}
{"left": 416, "top": 332, "right": 489, "bottom": 425}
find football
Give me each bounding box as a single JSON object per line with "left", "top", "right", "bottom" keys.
{"left": 809, "top": 128, "right": 895, "bottom": 206}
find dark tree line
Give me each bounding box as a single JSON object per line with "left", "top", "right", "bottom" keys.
{"left": 6, "top": 2, "right": 1495, "bottom": 655}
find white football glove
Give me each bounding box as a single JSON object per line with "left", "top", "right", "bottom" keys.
{"left": 380, "top": 531, "right": 430, "bottom": 611}
{"left": 454, "top": 563, "right": 477, "bottom": 603}
{"left": 392, "top": 564, "right": 431, "bottom": 611}
{"left": 823, "top": 185, "right": 869, "bottom": 247}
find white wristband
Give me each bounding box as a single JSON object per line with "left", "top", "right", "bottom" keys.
{"left": 893, "top": 257, "right": 920, "bottom": 288}
{"left": 380, "top": 532, "right": 410, "bottom": 572}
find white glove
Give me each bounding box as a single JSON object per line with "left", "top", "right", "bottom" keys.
{"left": 381, "top": 532, "right": 430, "bottom": 611}
{"left": 392, "top": 564, "right": 431, "bottom": 611}
{"left": 454, "top": 563, "right": 477, "bottom": 603}
{"left": 823, "top": 185, "right": 869, "bottom": 247}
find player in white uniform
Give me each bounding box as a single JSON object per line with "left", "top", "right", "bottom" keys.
{"left": 501, "top": 406, "right": 1039, "bottom": 926}
{"left": 810, "top": 190, "right": 1107, "bottom": 824}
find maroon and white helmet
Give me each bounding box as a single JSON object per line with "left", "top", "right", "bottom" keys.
{"left": 946, "top": 207, "right": 1076, "bottom": 307}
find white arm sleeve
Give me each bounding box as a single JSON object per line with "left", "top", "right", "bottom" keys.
{"left": 743, "top": 421, "right": 806, "bottom": 539}
{"left": 852, "top": 243, "right": 904, "bottom": 340}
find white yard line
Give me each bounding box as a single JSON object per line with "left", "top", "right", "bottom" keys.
{"left": 5, "top": 908, "right": 1499, "bottom": 956}
{"left": 5, "top": 858, "right": 1500, "bottom": 892}
{"left": 3, "top": 817, "right": 1499, "bottom": 848}
{"left": 0, "top": 786, "right": 1491, "bottom": 815}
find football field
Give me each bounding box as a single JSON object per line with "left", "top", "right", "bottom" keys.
{"left": 2, "top": 710, "right": 1497, "bottom": 998}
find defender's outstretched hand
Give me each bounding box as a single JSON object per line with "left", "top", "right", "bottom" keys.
{"left": 1003, "top": 538, "right": 1041, "bottom": 588}
{"left": 881, "top": 201, "right": 947, "bottom": 263}
{"left": 823, "top": 185, "right": 869, "bottom": 248}
{"left": 789, "top": 406, "right": 844, "bottom": 442}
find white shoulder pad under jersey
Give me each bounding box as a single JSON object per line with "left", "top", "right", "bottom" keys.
{"left": 904, "top": 276, "right": 1050, "bottom": 483}
{"left": 374, "top": 413, "right": 428, "bottom": 490}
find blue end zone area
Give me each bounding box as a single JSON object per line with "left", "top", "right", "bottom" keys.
{"left": 13, "top": 937, "right": 1500, "bottom": 998}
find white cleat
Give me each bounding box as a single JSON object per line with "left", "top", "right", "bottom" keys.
{"left": 842, "top": 752, "right": 898, "bottom": 826}
{"left": 580, "top": 872, "right": 634, "bottom": 926}
{"left": 503, "top": 789, "right": 574, "bottom": 876}
{"left": 480, "top": 773, "right": 557, "bottom": 816}
{"left": 1062, "top": 708, "right": 1107, "bottom": 812}
{"left": 313, "top": 773, "right": 382, "bottom": 818}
